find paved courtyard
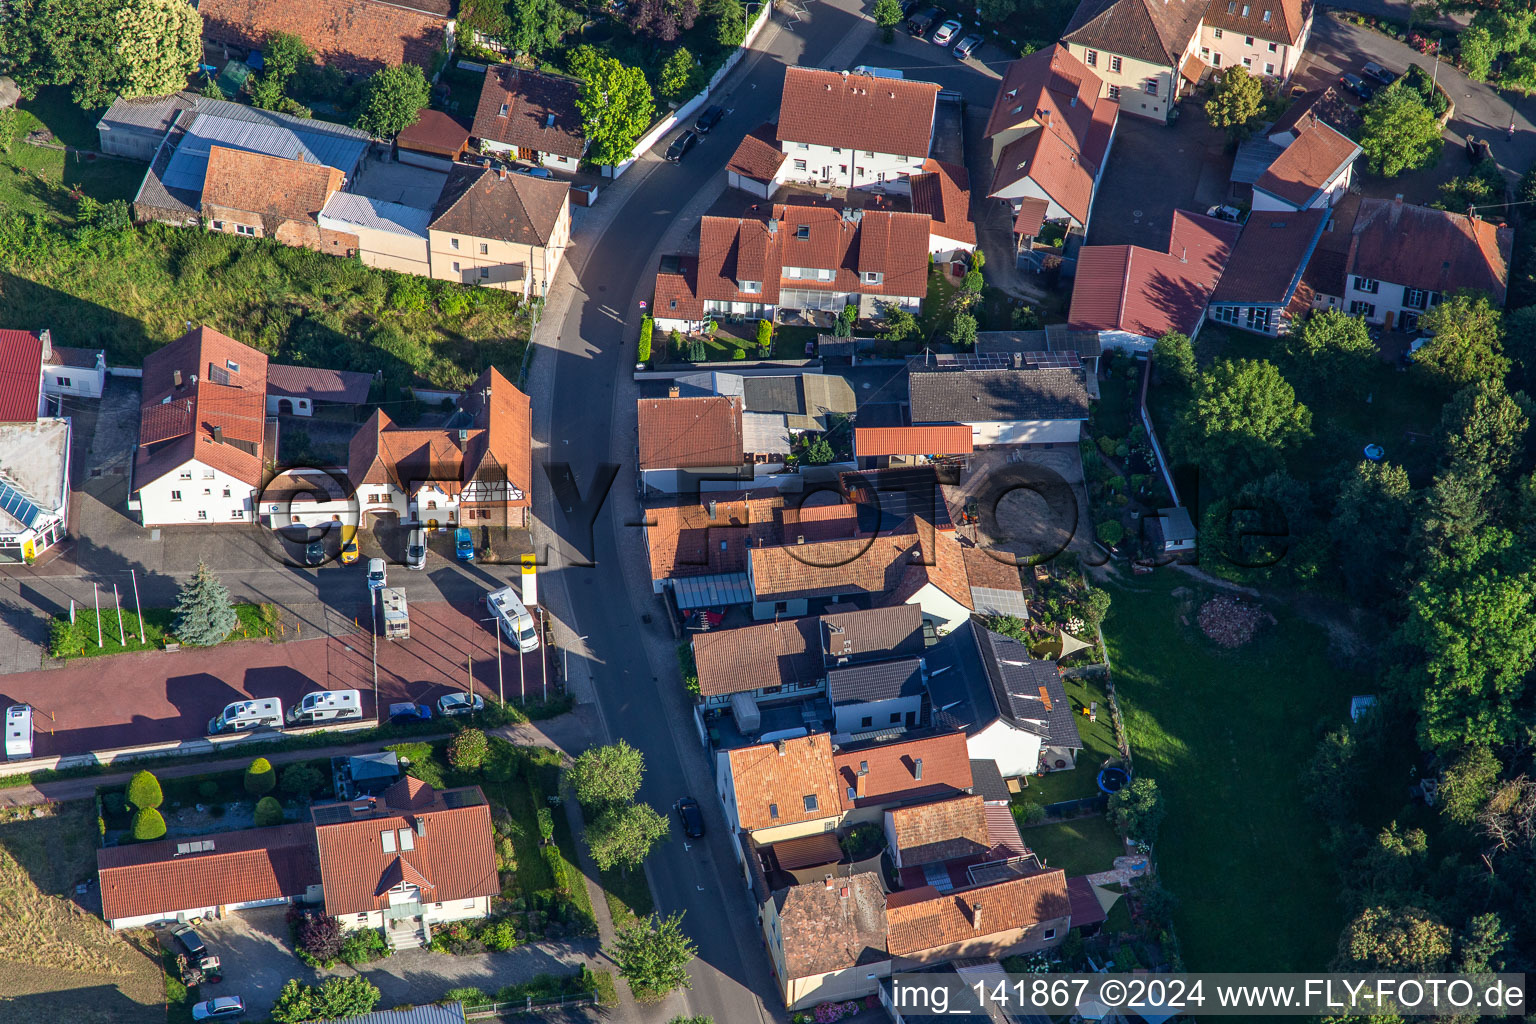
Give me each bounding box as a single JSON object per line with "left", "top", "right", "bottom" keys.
{"left": 1087, "top": 109, "right": 1232, "bottom": 250}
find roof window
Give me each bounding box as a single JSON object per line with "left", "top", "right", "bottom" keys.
{"left": 796, "top": 225, "right": 809, "bottom": 239}
{"left": 769, "top": 803, "right": 779, "bottom": 820}
{"left": 499, "top": 103, "right": 509, "bottom": 117}
{"left": 1262, "top": 8, "right": 1271, "bottom": 19}
{"left": 803, "top": 794, "right": 819, "bottom": 811}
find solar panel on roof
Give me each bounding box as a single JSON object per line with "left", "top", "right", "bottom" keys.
{"left": 208, "top": 364, "right": 231, "bottom": 386}
{"left": 0, "top": 481, "right": 43, "bottom": 528}
{"left": 311, "top": 804, "right": 355, "bottom": 824}
{"left": 441, "top": 788, "right": 485, "bottom": 808}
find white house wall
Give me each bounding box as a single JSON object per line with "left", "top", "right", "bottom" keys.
{"left": 137, "top": 460, "right": 257, "bottom": 526}
{"left": 968, "top": 419, "right": 1082, "bottom": 446}
{"left": 43, "top": 363, "right": 105, "bottom": 400}
{"left": 904, "top": 582, "right": 971, "bottom": 635}
{"left": 967, "top": 718, "right": 1044, "bottom": 778}
{"left": 833, "top": 693, "right": 922, "bottom": 734}
{"left": 728, "top": 171, "right": 775, "bottom": 199}
{"left": 776, "top": 141, "right": 926, "bottom": 194}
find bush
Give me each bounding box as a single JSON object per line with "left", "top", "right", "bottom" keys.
{"left": 442, "top": 987, "right": 492, "bottom": 1008}
{"left": 755, "top": 319, "right": 773, "bottom": 354}
{"left": 255, "top": 796, "right": 285, "bottom": 826}
{"left": 196, "top": 780, "right": 220, "bottom": 801}
{"left": 638, "top": 315, "right": 653, "bottom": 363}
{"left": 480, "top": 919, "right": 519, "bottom": 951}
{"left": 448, "top": 728, "right": 489, "bottom": 771}
{"left": 103, "top": 792, "right": 127, "bottom": 816}
{"left": 1096, "top": 521, "right": 1125, "bottom": 547}
{"left": 281, "top": 762, "right": 324, "bottom": 798}
{"left": 131, "top": 807, "right": 166, "bottom": 841}
{"left": 245, "top": 757, "right": 276, "bottom": 795}
{"left": 339, "top": 927, "right": 390, "bottom": 965}
{"left": 1012, "top": 800, "right": 1047, "bottom": 824}
{"left": 127, "top": 770, "right": 163, "bottom": 810}
{"left": 537, "top": 806, "right": 555, "bottom": 843}
{"left": 294, "top": 911, "right": 345, "bottom": 964}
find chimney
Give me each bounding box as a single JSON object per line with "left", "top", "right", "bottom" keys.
{"left": 775, "top": 739, "right": 787, "bottom": 756}
{"left": 767, "top": 218, "right": 779, "bottom": 235}
{"left": 797, "top": 534, "right": 805, "bottom": 544}
{"left": 855, "top": 768, "right": 867, "bottom": 798}
{"left": 970, "top": 902, "right": 983, "bottom": 931}
{"left": 38, "top": 328, "right": 51, "bottom": 362}
{"left": 211, "top": 425, "right": 224, "bottom": 444}
{"left": 707, "top": 498, "right": 718, "bottom": 519}
{"left": 913, "top": 758, "right": 924, "bottom": 780}
{"left": 667, "top": 385, "right": 680, "bottom": 398}
{"left": 173, "top": 369, "right": 183, "bottom": 388}
{"left": 825, "top": 875, "right": 835, "bottom": 888}
{"left": 458, "top": 428, "right": 470, "bottom": 448}
{"left": 415, "top": 818, "right": 426, "bottom": 837}
{"left": 498, "top": 166, "right": 508, "bottom": 181}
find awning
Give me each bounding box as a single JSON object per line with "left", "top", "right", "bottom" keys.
{"left": 672, "top": 572, "right": 752, "bottom": 610}
{"left": 1013, "top": 197, "right": 1049, "bottom": 237}
{"left": 771, "top": 831, "right": 843, "bottom": 870}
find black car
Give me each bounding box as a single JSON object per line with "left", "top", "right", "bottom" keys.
{"left": 1361, "top": 61, "right": 1397, "bottom": 87}
{"left": 665, "top": 130, "right": 698, "bottom": 163}
{"left": 676, "top": 796, "right": 704, "bottom": 838}
{"left": 1339, "top": 73, "right": 1373, "bottom": 101}
{"left": 304, "top": 539, "right": 326, "bottom": 566}
{"left": 694, "top": 105, "right": 725, "bottom": 133}
{"left": 906, "top": 7, "right": 938, "bottom": 34}
{"left": 170, "top": 923, "right": 208, "bottom": 961}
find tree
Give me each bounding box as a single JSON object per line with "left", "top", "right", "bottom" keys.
{"left": 1415, "top": 291, "right": 1510, "bottom": 387}
{"left": 172, "top": 561, "right": 238, "bottom": 646}
{"left": 281, "top": 762, "right": 324, "bottom": 798}
{"left": 1205, "top": 66, "right": 1264, "bottom": 138}
{"left": 569, "top": 740, "right": 645, "bottom": 807}
{"left": 1441, "top": 377, "right": 1528, "bottom": 476}
{"left": 570, "top": 46, "right": 656, "bottom": 167}
{"left": 950, "top": 310, "right": 978, "bottom": 347}
{"left": 659, "top": 48, "right": 697, "bottom": 102}
{"left": 986, "top": 615, "right": 1030, "bottom": 642}
{"left": 1081, "top": 587, "right": 1112, "bottom": 629}
{"left": 586, "top": 802, "right": 669, "bottom": 870}
{"left": 503, "top": 0, "right": 582, "bottom": 60}
{"left": 126, "top": 769, "right": 163, "bottom": 810}
{"left": 294, "top": 911, "right": 344, "bottom": 963}
{"left": 801, "top": 435, "right": 836, "bottom": 465}
{"left": 255, "top": 795, "right": 285, "bottom": 826}
{"left": 962, "top": 267, "right": 984, "bottom": 294}
{"left": 874, "top": 0, "right": 903, "bottom": 39}
{"left": 631, "top": 0, "right": 700, "bottom": 42}
{"left": 609, "top": 913, "right": 697, "bottom": 997}
{"left": 1457, "top": 25, "right": 1496, "bottom": 80}
{"left": 1439, "top": 744, "right": 1500, "bottom": 825}
{"left": 1178, "top": 359, "right": 1312, "bottom": 482}
{"left": 1331, "top": 460, "right": 1413, "bottom": 600}
{"left": 878, "top": 302, "right": 918, "bottom": 341}
{"left": 261, "top": 31, "right": 313, "bottom": 88}
{"left": 114, "top": 0, "right": 202, "bottom": 100}
{"left": 754, "top": 318, "right": 773, "bottom": 354}
{"left": 1152, "top": 331, "right": 1195, "bottom": 390}
{"left": 1107, "top": 776, "right": 1164, "bottom": 843}
{"left": 1459, "top": 912, "right": 1511, "bottom": 973}
{"left": 1503, "top": 305, "right": 1536, "bottom": 387}
{"left": 271, "top": 977, "right": 381, "bottom": 1024}
{"left": 355, "top": 64, "right": 430, "bottom": 138}
{"left": 835, "top": 303, "right": 858, "bottom": 338}
{"left": 1334, "top": 905, "right": 1452, "bottom": 972}
{"left": 1290, "top": 310, "right": 1377, "bottom": 399}
{"left": 1359, "top": 84, "right": 1443, "bottom": 177}
{"left": 1096, "top": 520, "right": 1124, "bottom": 547}
{"left": 132, "top": 807, "right": 167, "bottom": 840}
{"left": 710, "top": 0, "right": 746, "bottom": 47}
{"left": 448, "top": 728, "right": 490, "bottom": 771}
{"left": 245, "top": 757, "right": 277, "bottom": 796}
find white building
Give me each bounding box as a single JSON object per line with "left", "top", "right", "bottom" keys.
{"left": 907, "top": 358, "right": 1091, "bottom": 447}
{"left": 0, "top": 329, "right": 76, "bottom": 562}
{"left": 771, "top": 68, "right": 941, "bottom": 195}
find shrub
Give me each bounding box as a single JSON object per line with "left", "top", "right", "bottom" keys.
{"left": 196, "top": 780, "right": 220, "bottom": 801}
{"left": 339, "top": 927, "right": 390, "bottom": 965}
{"left": 442, "top": 987, "right": 492, "bottom": 1008}
{"left": 255, "top": 796, "right": 285, "bottom": 826}
{"left": 103, "top": 792, "right": 127, "bottom": 816}
{"left": 537, "top": 806, "right": 555, "bottom": 843}
{"left": 448, "top": 728, "right": 489, "bottom": 771}
{"left": 731, "top": 347, "right": 746, "bottom": 359}
{"left": 638, "top": 315, "right": 654, "bottom": 363}
{"left": 295, "top": 911, "right": 345, "bottom": 964}
{"left": 245, "top": 757, "right": 276, "bottom": 795}
{"left": 1096, "top": 435, "right": 1117, "bottom": 456}
{"left": 1013, "top": 801, "right": 1047, "bottom": 824}
{"left": 755, "top": 319, "right": 773, "bottom": 353}
{"left": 281, "top": 762, "right": 324, "bottom": 798}
{"left": 131, "top": 807, "right": 166, "bottom": 840}
{"left": 1096, "top": 521, "right": 1125, "bottom": 547}
{"left": 480, "top": 919, "right": 519, "bottom": 951}
{"left": 127, "top": 770, "right": 163, "bottom": 810}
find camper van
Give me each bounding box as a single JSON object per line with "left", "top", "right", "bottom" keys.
{"left": 208, "top": 698, "right": 284, "bottom": 736}
{"left": 285, "top": 689, "right": 363, "bottom": 725}
{"left": 487, "top": 586, "right": 540, "bottom": 653}
{"left": 4, "top": 705, "right": 33, "bottom": 761}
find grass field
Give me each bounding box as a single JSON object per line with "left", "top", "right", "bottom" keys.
{"left": 1102, "top": 571, "right": 1354, "bottom": 970}
{"left": 1019, "top": 815, "right": 1125, "bottom": 877}
{"left": 1, "top": 90, "right": 144, "bottom": 223}
{"left": 49, "top": 602, "right": 283, "bottom": 660}
{"left": 0, "top": 802, "right": 166, "bottom": 1024}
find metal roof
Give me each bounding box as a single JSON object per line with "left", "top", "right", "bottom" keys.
{"left": 319, "top": 192, "right": 431, "bottom": 239}
{"left": 162, "top": 110, "right": 369, "bottom": 193}
{"left": 672, "top": 572, "right": 753, "bottom": 610}
{"left": 970, "top": 586, "right": 1030, "bottom": 617}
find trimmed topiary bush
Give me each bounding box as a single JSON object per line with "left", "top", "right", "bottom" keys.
{"left": 448, "top": 729, "right": 489, "bottom": 771}
{"left": 245, "top": 757, "right": 277, "bottom": 796}
{"left": 638, "top": 315, "right": 653, "bottom": 364}
{"left": 132, "top": 807, "right": 167, "bottom": 840}
{"left": 1096, "top": 521, "right": 1125, "bottom": 547}
{"left": 127, "top": 770, "right": 163, "bottom": 810}
{"left": 255, "top": 796, "right": 285, "bottom": 826}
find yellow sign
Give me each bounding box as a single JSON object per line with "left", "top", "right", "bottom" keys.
{"left": 520, "top": 554, "right": 536, "bottom": 575}
{"left": 21, "top": 539, "right": 34, "bottom": 561}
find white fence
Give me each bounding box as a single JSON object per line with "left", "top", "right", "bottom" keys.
{"left": 602, "top": 3, "right": 774, "bottom": 178}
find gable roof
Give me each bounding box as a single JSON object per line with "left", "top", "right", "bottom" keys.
{"left": 311, "top": 781, "right": 498, "bottom": 917}
{"left": 972, "top": 625, "right": 1083, "bottom": 749}
{"left": 908, "top": 366, "right": 1090, "bottom": 423}
{"left": 828, "top": 657, "right": 926, "bottom": 705}
{"left": 833, "top": 731, "right": 973, "bottom": 808}
{"left": 196, "top": 0, "right": 449, "bottom": 75}
{"left": 135, "top": 326, "right": 268, "bottom": 490}
{"left": 201, "top": 145, "right": 345, "bottom": 226}
{"left": 429, "top": 164, "right": 571, "bottom": 246}
{"left": 854, "top": 424, "right": 974, "bottom": 458}
{"left": 97, "top": 823, "right": 319, "bottom": 922}
{"left": 886, "top": 793, "right": 991, "bottom": 865}
{"left": 726, "top": 732, "right": 842, "bottom": 831}
{"left": 1253, "top": 120, "right": 1360, "bottom": 209}
{"left": 471, "top": 66, "right": 585, "bottom": 158}
{"left": 1203, "top": 0, "right": 1311, "bottom": 45}
{"left": 0, "top": 330, "right": 43, "bottom": 423}
{"left": 990, "top": 126, "right": 1097, "bottom": 224}
{"left": 1211, "top": 208, "right": 1330, "bottom": 305}
{"left": 1069, "top": 210, "right": 1239, "bottom": 338}
{"left": 644, "top": 490, "right": 785, "bottom": 581}
{"left": 984, "top": 44, "right": 1104, "bottom": 142}
{"left": 909, "top": 160, "right": 975, "bottom": 246}
{"left": 728, "top": 122, "right": 790, "bottom": 183}
{"left": 1062, "top": 0, "right": 1207, "bottom": 67}
{"left": 772, "top": 873, "right": 888, "bottom": 978}
{"left": 693, "top": 615, "right": 822, "bottom": 697}
{"left": 636, "top": 395, "right": 745, "bottom": 470}
{"left": 750, "top": 529, "right": 923, "bottom": 603}
{"left": 1345, "top": 198, "right": 1513, "bottom": 303}
{"left": 267, "top": 364, "right": 373, "bottom": 404}
{"left": 884, "top": 867, "right": 1072, "bottom": 955}
{"left": 820, "top": 604, "right": 926, "bottom": 666}
{"left": 777, "top": 67, "right": 941, "bottom": 158}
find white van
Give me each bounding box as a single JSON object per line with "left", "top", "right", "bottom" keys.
{"left": 208, "top": 698, "right": 284, "bottom": 736}
{"left": 851, "top": 65, "right": 905, "bottom": 79}
{"left": 4, "top": 705, "right": 33, "bottom": 761}
{"left": 406, "top": 528, "right": 426, "bottom": 570}
{"left": 286, "top": 689, "right": 363, "bottom": 725}
{"left": 487, "top": 586, "right": 540, "bottom": 653}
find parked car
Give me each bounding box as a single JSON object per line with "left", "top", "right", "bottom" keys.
{"left": 367, "top": 557, "right": 387, "bottom": 590}
{"left": 191, "top": 997, "right": 245, "bottom": 1021}
{"left": 665, "top": 130, "right": 698, "bottom": 163}
{"left": 304, "top": 539, "right": 326, "bottom": 566}
{"left": 170, "top": 923, "right": 208, "bottom": 961}
{"left": 514, "top": 165, "right": 553, "bottom": 178}
{"left": 694, "top": 105, "right": 725, "bottom": 133}
{"left": 1361, "top": 61, "right": 1397, "bottom": 87}
{"left": 906, "top": 7, "right": 939, "bottom": 34}
{"left": 455, "top": 526, "right": 475, "bottom": 561}
{"left": 932, "top": 18, "right": 961, "bottom": 44}
{"left": 676, "top": 796, "right": 705, "bottom": 838}
{"left": 388, "top": 702, "right": 433, "bottom": 722}
{"left": 1206, "top": 204, "right": 1243, "bottom": 222}
{"left": 340, "top": 537, "right": 359, "bottom": 565}
{"left": 899, "top": 0, "right": 924, "bottom": 14}
{"left": 1339, "top": 73, "right": 1373, "bottom": 101}
{"left": 851, "top": 64, "right": 905, "bottom": 79}
{"left": 953, "top": 33, "right": 984, "bottom": 59}
{"left": 437, "top": 692, "right": 486, "bottom": 717}
{"left": 406, "top": 527, "right": 426, "bottom": 571}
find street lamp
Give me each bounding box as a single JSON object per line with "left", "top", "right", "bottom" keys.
{"left": 480, "top": 615, "right": 505, "bottom": 706}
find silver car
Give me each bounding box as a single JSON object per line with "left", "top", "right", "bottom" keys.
{"left": 954, "top": 33, "right": 983, "bottom": 59}
{"left": 932, "top": 18, "right": 961, "bottom": 44}
{"left": 406, "top": 527, "right": 426, "bottom": 570}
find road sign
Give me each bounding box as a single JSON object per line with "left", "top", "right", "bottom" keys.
{"left": 639, "top": 300, "right": 648, "bottom": 309}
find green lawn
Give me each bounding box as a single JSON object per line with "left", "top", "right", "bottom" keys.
{"left": 1018, "top": 815, "right": 1125, "bottom": 877}
{"left": 1, "top": 90, "right": 144, "bottom": 222}
{"left": 1013, "top": 673, "right": 1120, "bottom": 806}
{"left": 598, "top": 863, "right": 655, "bottom": 928}
{"left": 1102, "top": 571, "right": 1353, "bottom": 970}
{"left": 49, "top": 602, "right": 283, "bottom": 660}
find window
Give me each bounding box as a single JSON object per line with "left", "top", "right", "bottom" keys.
{"left": 796, "top": 224, "right": 810, "bottom": 239}
{"left": 212, "top": 220, "right": 223, "bottom": 230}
{"left": 803, "top": 794, "right": 818, "bottom": 811}
{"left": 831, "top": 147, "right": 842, "bottom": 154}
{"left": 855, "top": 166, "right": 865, "bottom": 177}
{"left": 863, "top": 150, "right": 874, "bottom": 158}
{"left": 1349, "top": 300, "right": 1376, "bottom": 318}
{"left": 222, "top": 488, "right": 231, "bottom": 497}
{"left": 1144, "top": 79, "right": 1158, "bottom": 95}
{"left": 1228, "top": 0, "right": 1235, "bottom": 9}
{"left": 839, "top": 164, "right": 848, "bottom": 175}
{"left": 863, "top": 271, "right": 882, "bottom": 284}
{"left": 796, "top": 142, "right": 809, "bottom": 149}
{"left": 1085, "top": 49, "right": 1098, "bottom": 66}
{"left": 1211, "top": 52, "right": 1221, "bottom": 65}
{"left": 1241, "top": 3, "right": 1249, "bottom": 12}
{"left": 793, "top": 159, "right": 807, "bottom": 171}
{"left": 1243, "top": 56, "right": 1252, "bottom": 67}
{"left": 479, "top": 243, "right": 488, "bottom": 254}
{"left": 197, "top": 510, "right": 208, "bottom": 520}
{"left": 236, "top": 224, "right": 256, "bottom": 236}
{"left": 202, "top": 488, "right": 211, "bottom": 495}
{"left": 1214, "top": 26, "right": 1223, "bottom": 37}
{"left": 230, "top": 509, "right": 244, "bottom": 519}
{"left": 55, "top": 376, "right": 70, "bottom": 387}
{"left": 1108, "top": 84, "right": 1121, "bottom": 100}
{"left": 452, "top": 261, "right": 460, "bottom": 273}
{"left": 479, "top": 268, "right": 489, "bottom": 279}
{"left": 1268, "top": 41, "right": 1278, "bottom": 50}
{"left": 1245, "top": 35, "right": 1254, "bottom": 44}
{"left": 1110, "top": 55, "right": 1122, "bottom": 72}
{"left": 769, "top": 803, "right": 779, "bottom": 820}
{"left": 1401, "top": 310, "right": 1421, "bottom": 331}
{"left": 741, "top": 280, "right": 761, "bottom": 294}
{"left": 1353, "top": 276, "right": 1379, "bottom": 294}
{"left": 1262, "top": 8, "right": 1270, "bottom": 19}
{"left": 450, "top": 238, "right": 460, "bottom": 250}
{"left": 1044, "top": 928, "right": 1057, "bottom": 940}
{"left": 1201, "top": 46, "right": 1210, "bottom": 58}
{"left": 1265, "top": 62, "right": 1275, "bottom": 74}
{"left": 1212, "top": 304, "right": 1238, "bottom": 325}
{"left": 1246, "top": 306, "right": 1271, "bottom": 331}
{"left": 889, "top": 712, "right": 901, "bottom": 724}
{"left": 498, "top": 103, "right": 509, "bottom": 116}
{"left": 225, "top": 359, "right": 239, "bottom": 372}
{"left": 179, "top": 470, "right": 192, "bottom": 480}
{"left": 203, "top": 469, "right": 215, "bottom": 479}
{"left": 1405, "top": 288, "right": 1427, "bottom": 309}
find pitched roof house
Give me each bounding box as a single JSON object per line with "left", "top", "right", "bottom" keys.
{"left": 471, "top": 66, "right": 587, "bottom": 172}
{"left": 727, "top": 122, "right": 791, "bottom": 199}
{"left": 636, "top": 395, "right": 750, "bottom": 494}
{"left": 1252, "top": 119, "right": 1359, "bottom": 213}
{"left": 1198, "top": 0, "right": 1315, "bottom": 85}
{"left": 427, "top": 164, "right": 573, "bottom": 297}
{"left": 833, "top": 731, "right": 973, "bottom": 818}
{"left": 717, "top": 732, "right": 844, "bottom": 840}
{"left": 1061, "top": 0, "right": 1208, "bottom": 123}
{"left": 132, "top": 327, "right": 269, "bottom": 527}
{"left": 907, "top": 359, "right": 1091, "bottom": 446}
{"left": 1208, "top": 207, "right": 1331, "bottom": 336}
{"left": 266, "top": 363, "right": 374, "bottom": 417}
{"left": 908, "top": 160, "right": 976, "bottom": 257}
{"left": 201, "top": 146, "right": 347, "bottom": 249}
{"left": 984, "top": 45, "right": 1118, "bottom": 232}
{"left": 884, "top": 794, "right": 991, "bottom": 869}
{"left": 1069, "top": 209, "right": 1239, "bottom": 346}
{"left": 763, "top": 872, "right": 890, "bottom": 1009}
{"left": 884, "top": 867, "right": 1073, "bottom": 963}
{"left": 197, "top": 0, "right": 450, "bottom": 76}
{"left": 773, "top": 68, "right": 942, "bottom": 194}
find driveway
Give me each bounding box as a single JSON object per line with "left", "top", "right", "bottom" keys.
{"left": 1087, "top": 107, "right": 1232, "bottom": 249}
{"left": 949, "top": 448, "right": 1094, "bottom": 564}
{"left": 194, "top": 907, "right": 307, "bottom": 1019}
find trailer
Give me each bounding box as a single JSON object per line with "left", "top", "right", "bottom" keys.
{"left": 4, "top": 705, "right": 33, "bottom": 761}
{"left": 381, "top": 587, "right": 410, "bottom": 640}
{"left": 286, "top": 689, "right": 363, "bottom": 725}
{"left": 487, "top": 585, "right": 540, "bottom": 652}
{"left": 208, "top": 698, "right": 284, "bottom": 736}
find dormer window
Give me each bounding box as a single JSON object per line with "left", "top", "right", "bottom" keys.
{"left": 741, "top": 280, "right": 761, "bottom": 294}
{"left": 225, "top": 359, "right": 240, "bottom": 372}
{"left": 796, "top": 225, "right": 809, "bottom": 239}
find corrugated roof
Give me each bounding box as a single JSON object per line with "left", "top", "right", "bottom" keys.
{"left": 161, "top": 109, "right": 368, "bottom": 193}
{"left": 0, "top": 330, "right": 43, "bottom": 423}
{"left": 319, "top": 191, "right": 431, "bottom": 238}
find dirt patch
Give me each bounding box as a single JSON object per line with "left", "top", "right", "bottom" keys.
{"left": 0, "top": 928, "right": 165, "bottom": 1024}
{"left": 1197, "top": 596, "right": 1270, "bottom": 648}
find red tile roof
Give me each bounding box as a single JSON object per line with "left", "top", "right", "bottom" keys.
{"left": 1014, "top": 197, "right": 1049, "bottom": 237}
{"left": 135, "top": 326, "right": 268, "bottom": 490}
{"left": 1211, "top": 209, "right": 1330, "bottom": 306}
{"left": 197, "top": 0, "right": 448, "bottom": 75}
{"left": 311, "top": 780, "right": 499, "bottom": 917}
{"left": 1066, "top": 875, "right": 1108, "bottom": 927}
{"left": 0, "top": 330, "right": 43, "bottom": 423}
{"left": 854, "top": 424, "right": 974, "bottom": 457}
{"left": 653, "top": 255, "right": 704, "bottom": 321}
{"left": 910, "top": 160, "right": 975, "bottom": 246}
{"left": 201, "top": 146, "right": 345, "bottom": 226}
{"left": 834, "top": 732, "right": 973, "bottom": 808}
{"left": 644, "top": 490, "right": 785, "bottom": 581}
{"left": 1062, "top": 0, "right": 1206, "bottom": 67}
{"left": 773, "top": 873, "right": 889, "bottom": 977}
{"left": 992, "top": 129, "right": 1094, "bottom": 226}
{"left": 885, "top": 867, "right": 1072, "bottom": 955}
{"left": 728, "top": 123, "right": 789, "bottom": 183}
{"left": 1254, "top": 120, "right": 1359, "bottom": 209}
{"left": 471, "top": 66, "right": 586, "bottom": 159}
{"left": 636, "top": 395, "right": 745, "bottom": 470}
{"left": 267, "top": 364, "right": 373, "bottom": 404}
{"left": 1345, "top": 198, "right": 1513, "bottom": 304}
{"left": 887, "top": 794, "right": 991, "bottom": 866}
{"left": 693, "top": 615, "right": 822, "bottom": 696}
{"left": 777, "top": 67, "right": 941, "bottom": 159}
{"left": 430, "top": 164, "right": 571, "bottom": 246}
{"left": 396, "top": 108, "right": 470, "bottom": 156}
{"left": 97, "top": 824, "right": 319, "bottom": 922}
{"left": 1069, "top": 210, "right": 1239, "bottom": 338}
{"left": 1203, "top": 0, "right": 1311, "bottom": 45}
{"left": 726, "top": 733, "right": 842, "bottom": 831}
{"left": 750, "top": 529, "right": 924, "bottom": 603}
{"left": 984, "top": 44, "right": 1103, "bottom": 142}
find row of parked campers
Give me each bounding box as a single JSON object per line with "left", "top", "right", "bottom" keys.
{"left": 207, "top": 689, "right": 363, "bottom": 736}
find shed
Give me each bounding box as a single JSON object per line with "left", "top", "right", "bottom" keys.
{"left": 1147, "top": 506, "right": 1195, "bottom": 553}
{"left": 396, "top": 109, "right": 471, "bottom": 170}
{"left": 96, "top": 93, "right": 196, "bottom": 161}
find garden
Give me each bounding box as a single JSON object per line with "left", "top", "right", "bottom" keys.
{"left": 0, "top": 89, "right": 145, "bottom": 224}
{"left": 48, "top": 602, "right": 283, "bottom": 660}
{"left": 97, "top": 758, "right": 334, "bottom": 846}
{"left": 443, "top": 966, "right": 617, "bottom": 1012}
{"left": 1080, "top": 350, "right": 1176, "bottom": 560}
